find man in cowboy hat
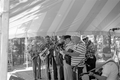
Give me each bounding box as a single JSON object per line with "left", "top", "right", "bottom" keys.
{"left": 28, "top": 36, "right": 44, "bottom": 80}
{"left": 89, "top": 46, "right": 119, "bottom": 80}
{"left": 62, "top": 33, "right": 86, "bottom": 80}
{"left": 82, "top": 36, "right": 96, "bottom": 80}
{"left": 62, "top": 35, "right": 74, "bottom": 80}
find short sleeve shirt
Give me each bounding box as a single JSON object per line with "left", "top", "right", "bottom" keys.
{"left": 102, "top": 61, "right": 118, "bottom": 80}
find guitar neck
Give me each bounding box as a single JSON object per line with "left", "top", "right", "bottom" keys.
{"left": 79, "top": 72, "right": 89, "bottom": 76}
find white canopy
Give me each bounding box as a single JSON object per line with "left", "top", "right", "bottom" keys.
{"left": 9, "top": 0, "right": 120, "bottom": 39}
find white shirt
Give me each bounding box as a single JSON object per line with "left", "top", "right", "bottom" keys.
{"left": 102, "top": 59, "right": 118, "bottom": 80}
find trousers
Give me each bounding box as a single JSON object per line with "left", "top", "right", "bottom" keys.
{"left": 73, "top": 67, "right": 84, "bottom": 80}
{"left": 63, "top": 61, "right": 73, "bottom": 80}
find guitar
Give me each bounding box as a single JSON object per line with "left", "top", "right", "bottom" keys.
{"left": 30, "top": 43, "right": 45, "bottom": 60}
{"left": 39, "top": 48, "right": 49, "bottom": 61}
{"left": 79, "top": 68, "right": 103, "bottom": 76}
{"left": 79, "top": 60, "right": 115, "bottom": 77}
{"left": 31, "top": 49, "right": 48, "bottom": 60}
{"left": 59, "top": 48, "right": 72, "bottom": 65}
{"left": 31, "top": 53, "right": 39, "bottom": 60}
{"left": 39, "top": 44, "right": 54, "bottom": 61}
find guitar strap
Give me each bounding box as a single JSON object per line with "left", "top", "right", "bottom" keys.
{"left": 79, "top": 59, "right": 117, "bottom": 76}
{"left": 73, "top": 58, "right": 86, "bottom": 72}
{"left": 88, "top": 59, "right": 116, "bottom": 73}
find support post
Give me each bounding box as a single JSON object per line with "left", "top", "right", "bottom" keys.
{"left": 25, "top": 32, "right": 28, "bottom": 68}
{"left": 0, "top": 0, "right": 9, "bottom": 80}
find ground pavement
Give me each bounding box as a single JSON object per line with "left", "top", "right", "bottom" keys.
{"left": 7, "top": 65, "right": 90, "bottom": 80}
{"left": 7, "top": 59, "right": 120, "bottom": 80}
{"left": 8, "top": 60, "right": 110, "bottom": 80}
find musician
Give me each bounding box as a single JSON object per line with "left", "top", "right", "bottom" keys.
{"left": 28, "top": 38, "right": 41, "bottom": 80}
{"left": 57, "top": 36, "right": 65, "bottom": 50}
{"left": 36, "top": 36, "right": 45, "bottom": 79}
{"left": 82, "top": 36, "right": 96, "bottom": 55}
{"left": 89, "top": 46, "right": 118, "bottom": 80}
{"left": 55, "top": 36, "right": 66, "bottom": 80}
{"left": 85, "top": 53, "right": 96, "bottom": 80}
{"left": 62, "top": 34, "right": 86, "bottom": 80}
{"left": 82, "top": 36, "right": 96, "bottom": 80}
{"left": 62, "top": 35, "right": 74, "bottom": 80}
{"left": 44, "top": 36, "right": 57, "bottom": 80}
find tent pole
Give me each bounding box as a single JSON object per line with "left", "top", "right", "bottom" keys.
{"left": 25, "top": 32, "right": 28, "bottom": 68}
{"left": 0, "top": 15, "right": 1, "bottom": 60}
{"left": 0, "top": 0, "right": 9, "bottom": 80}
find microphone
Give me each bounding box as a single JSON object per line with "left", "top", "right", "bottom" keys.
{"left": 110, "top": 28, "right": 120, "bottom": 31}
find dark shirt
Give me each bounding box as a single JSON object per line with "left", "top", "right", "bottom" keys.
{"left": 85, "top": 55, "right": 96, "bottom": 68}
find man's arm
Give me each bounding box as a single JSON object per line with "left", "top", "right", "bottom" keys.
{"left": 89, "top": 61, "right": 113, "bottom": 80}
{"left": 89, "top": 72, "right": 107, "bottom": 80}
{"left": 63, "top": 43, "right": 86, "bottom": 57}
{"left": 63, "top": 50, "right": 80, "bottom": 57}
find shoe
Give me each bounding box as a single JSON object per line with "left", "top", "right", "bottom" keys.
{"left": 39, "top": 77, "right": 42, "bottom": 79}
{"left": 37, "top": 78, "right": 42, "bottom": 80}
{"left": 38, "top": 77, "right": 42, "bottom": 79}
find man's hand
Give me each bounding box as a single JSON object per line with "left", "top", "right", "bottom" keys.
{"left": 88, "top": 71, "right": 107, "bottom": 80}
{"left": 62, "top": 51, "right": 70, "bottom": 54}
{"left": 88, "top": 72, "right": 94, "bottom": 76}
{"left": 60, "top": 51, "right": 65, "bottom": 57}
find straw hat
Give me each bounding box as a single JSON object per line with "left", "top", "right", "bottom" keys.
{"left": 82, "top": 35, "right": 88, "bottom": 40}
{"left": 71, "top": 32, "right": 81, "bottom": 37}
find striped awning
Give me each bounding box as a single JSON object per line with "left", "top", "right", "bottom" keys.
{"left": 9, "top": 0, "right": 120, "bottom": 39}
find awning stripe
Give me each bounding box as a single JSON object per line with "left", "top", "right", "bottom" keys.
{"left": 9, "top": 20, "right": 32, "bottom": 38}
{"left": 37, "top": 1, "right": 63, "bottom": 36}
{"left": 54, "top": 0, "right": 76, "bottom": 33}
{"left": 10, "top": 0, "right": 46, "bottom": 18}
{"left": 57, "top": 0, "right": 87, "bottom": 35}
{"left": 103, "top": 14, "right": 120, "bottom": 31}
{"left": 115, "top": 22, "right": 120, "bottom": 29}
{"left": 95, "top": 1, "right": 120, "bottom": 31}
{"left": 9, "top": 0, "right": 120, "bottom": 38}
{"left": 77, "top": 0, "right": 108, "bottom": 32}
{"left": 67, "top": 0, "right": 97, "bottom": 33}
{"left": 47, "top": 0, "right": 71, "bottom": 35}
{"left": 86, "top": 0, "right": 119, "bottom": 32}
{"left": 28, "top": 12, "right": 47, "bottom": 33}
